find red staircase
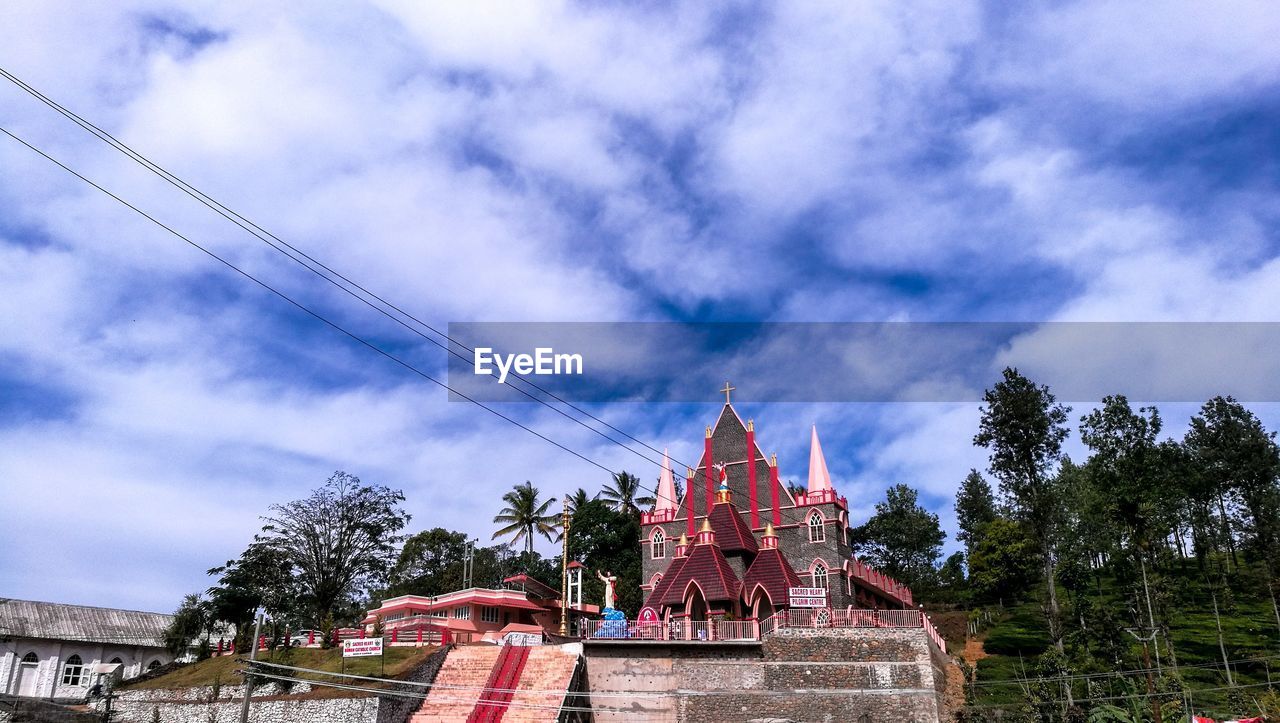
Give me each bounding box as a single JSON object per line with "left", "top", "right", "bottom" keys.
{"left": 501, "top": 646, "right": 582, "bottom": 723}
{"left": 410, "top": 646, "right": 501, "bottom": 723}
{"left": 467, "top": 644, "right": 531, "bottom": 723}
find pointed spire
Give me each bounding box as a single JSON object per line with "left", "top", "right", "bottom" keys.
{"left": 761, "top": 522, "right": 778, "bottom": 550}
{"left": 807, "top": 425, "right": 833, "bottom": 494}
{"left": 656, "top": 449, "right": 678, "bottom": 512}
{"left": 697, "top": 518, "right": 716, "bottom": 545}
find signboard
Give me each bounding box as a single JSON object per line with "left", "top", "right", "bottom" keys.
{"left": 501, "top": 632, "right": 543, "bottom": 647}
{"left": 637, "top": 607, "right": 660, "bottom": 624}
{"left": 788, "top": 587, "right": 828, "bottom": 608}
{"left": 342, "top": 638, "right": 384, "bottom": 657}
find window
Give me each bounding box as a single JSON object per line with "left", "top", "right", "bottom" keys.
{"left": 812, "top": 562, "right": 829, "bottom": 591}
{"left": 109, "top": 657, "right": 123, "bottom": 665}
{"left": 147, "top": 660, "right": 162, "bottom": 672}
{"left": 22, "top": 652, "right": 37, "bottom": 664}
{"left": 431, "top": 609, "right": 447, "bottom": 618}
{"left": 651, "top": 528, "right": 666, "bottom": 559}
{"left": 452, "top": 606, "right": 471, "bottom": 620}
{"left": 62, "top": 655, "right": 84, "bottom": 686}
{"left": 480, "top": 606, "right": 500, "bottom": 624}
{"left": 807, "top": 510, "right": 825, "bottom": 543}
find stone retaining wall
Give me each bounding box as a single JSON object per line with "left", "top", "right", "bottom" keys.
{"left": 104, "top": 695, "right": 379, "bottom": 723}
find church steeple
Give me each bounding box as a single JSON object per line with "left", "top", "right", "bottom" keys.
{"left": 807, "top": 425, "right": 833, "bottom": 495}
{"left": 656, "top": 448, "right": 679, "bottom": 512}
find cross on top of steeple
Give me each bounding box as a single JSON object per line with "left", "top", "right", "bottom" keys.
{"left": 720, "top": 381, "right": 735, "bottom": 404}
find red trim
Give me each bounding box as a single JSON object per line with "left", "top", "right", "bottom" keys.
{"left": 746, "top": 428, "right": 759, "bottom": 528}
{"left": 468, "top": 644, "right": 530, "bottom": 723}
{"left": 769, "top": 461, "right": 781, "bottom": 527}
{"left": 685, "top": 471, "right": 696, "bottom": 537}
{"left": 704, "top": 435, "right": 714, "bottom": 516}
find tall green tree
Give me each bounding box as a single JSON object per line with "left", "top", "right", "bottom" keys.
{"left": 974, "top": 367, "right": 1071, "bottom": 655}
{"left": 1079, "top": 396, "right": 1167, "bottom": 549}
{"left": 956, "top": 469, "right": 998, "bottom": 560}
{"left": 206, "top": 540, "right": 298, "bottom": 644}
{"left": 967, "top": 518, "right": 1040, "bottom": 604}
{"left": 163, "top": 594, "right": 211, "bottom": 658}
{"left": 599, "top": 471, "right": 654, "bottom": 515}
{"left": 492, "top": 481, "right": 559, "bottom": 555}
{"left": 566, "top": 488, "right": 595, "bottom": 514}
{"left": 850, "top": 484, "right": 945, "bottom": 590}
{"left": 259, "top": 471, "right": 410, "bottom": 623}
{"left": 566, "top": 498, "right": 642, "bottom": 614}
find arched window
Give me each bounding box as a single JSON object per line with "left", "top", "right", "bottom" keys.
{"left": 61, "top": 655, "right": 84, "bottom": 686}
{"left": 109, "top": 657, "right": 124, "bottom": 665}
{"left": 651, "top": 528, "right": 666, "bottom": 559}
{"left": 650, "top": 572, "right": 663, "bottom": 589}
{"left": 807, "top": 510, "right": 825, "bottom": 543}
{"left": 147, "top": 660, "right": 162, "bottom": 672}
{"left": 21, "top": 652, "right": 38, "bottom": 664}
{"left": 812, "top": 561, "right": 829, "bottom": 591}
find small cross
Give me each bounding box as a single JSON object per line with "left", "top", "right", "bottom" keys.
{"left": 720, "top": 381, "right": 735, "bottom": 404}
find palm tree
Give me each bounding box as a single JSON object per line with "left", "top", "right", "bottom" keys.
{"left": 600, "top": 471, "right": 654, "bottom": 515}
{"left": 492, "top": 481, "right": 559, "bottom": 555}
{"left": 567, "top": 488, "right": 595, "bottom": 513}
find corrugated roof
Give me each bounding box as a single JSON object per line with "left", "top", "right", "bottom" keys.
{"left": 0, "top": 599, "right": 172, "bottom": 647}
{"left": 741, "top": 548, "right": 803, "bottom": 607}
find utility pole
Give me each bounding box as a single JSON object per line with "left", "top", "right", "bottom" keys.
{"left": 1126, "top": 627, "right": 1163, "bottom": 723}
{"left": 560, "top": 496, "right": 571, "bottom": 636}
{"left": 462, "top": 539, "right": 476, "bottom": 589}
{"left": 238, "top": 612, "right": 263, "bottom": 723}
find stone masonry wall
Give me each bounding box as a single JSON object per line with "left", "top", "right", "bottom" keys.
{"left": 103, "top": 695, "right": 379, "bottom": 723}
{"left": 584, "top": 627, "right": 948, "bottom": 723}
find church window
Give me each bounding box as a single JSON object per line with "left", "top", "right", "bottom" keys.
{"left": 147, "top": 660, "right": 162, "bottom": 672}
{"left": 807, "top": 510, "right": 825, "bottom": 543}
{"left": 62, "top": 655, "right": 84, "bottom": 686}
{"left": 452, "top": 606, "right": 471, "bottom": 620}
{"left": 480, "top": 606, "right": 500, "bottom": 624}
{"left": 109, "top": 657, "right": 124, "bottom": 665}
{"left": 22, "top": 652, "right": 38, "bottom": 664}
{"left": 651, "top": 528, "right": 666, "bottom": 559}
{"left": 812, "top": 562, "right": 829, "bottom": 591}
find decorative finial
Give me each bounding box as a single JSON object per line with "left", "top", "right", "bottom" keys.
{"left": 747, "top": 418, "right": 754, "bottom": 431}
{"left": 705, "top": 425, "right": 712, "bottom": 438}
{"left": 720, "top": 381, "right": 735, "bottom": 404}
{"left": 678, "top": 533, "right": 689, "bottom": 546}
{"left": 764, "top": 522, "right": 776, "bottom": 537}
{"left": 771, "top": 452, "right": 778, "bottom": 465}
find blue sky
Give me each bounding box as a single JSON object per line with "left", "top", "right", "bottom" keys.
{"left": 2, "top": 1, "right": 1280, "bottom": 613}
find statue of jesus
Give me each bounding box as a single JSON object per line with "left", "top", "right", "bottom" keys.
{"left": 596, "top": 569, "right": 617, "bottom": 610}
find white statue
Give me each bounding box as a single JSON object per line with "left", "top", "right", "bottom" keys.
{"left": 596, "top": 569, "right": 617, "bottom": 610}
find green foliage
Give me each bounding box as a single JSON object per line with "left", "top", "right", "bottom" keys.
{"left": 956, "top": 468, "right": 998, "bottom": 557}
{"left": 850, "top": 483, "right": 945, "bottom": 591}
{"left": 567, "top": 498, "right": 641, "bottom": 615}
{"left": 491, "top": 480, "right": 559, "bottom": 555}
{"left": 599, "top": 471, "right": 654, "bottom": 515}
{"left": 982, "top": 605, "right": 1050, "bottom": 657}
{"left": 384, "top": 528, "right": 510, "bottom": 598}
{"left": 164, "top": 593, "right": 210, "bottom": 657}
{"left": 967, "top": 519, "right": 1039, "bottom": 604}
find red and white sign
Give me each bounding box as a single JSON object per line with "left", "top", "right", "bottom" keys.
{"left": 637, "top": 607, "right": 660, "bottom": 623}
{"left": 788, "top": 587, "right": 828, "bottom": 608}
{"left": 342, "top": 638, "right": 383, "bottom": 657}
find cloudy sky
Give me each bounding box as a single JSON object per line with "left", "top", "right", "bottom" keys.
{"left": 2, "top": 1, "right": 1279, "bottom": 613}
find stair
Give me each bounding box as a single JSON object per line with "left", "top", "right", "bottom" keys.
{"left": 467, "top": 644, "right": 530, "bottom": 723}
{"left": 409, "top": 645, "right": 502, "bottom": 723}
{"left": 501, "top": 646, "right": 582, "bottom": 723}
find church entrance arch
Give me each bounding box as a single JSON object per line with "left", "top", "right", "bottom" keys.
{"left": 685, "top": 584, "right": 709, "bottom": 622}
{"left": 749, "top": 587, "right": 775, "bottom": 620}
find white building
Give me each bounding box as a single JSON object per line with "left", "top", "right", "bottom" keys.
{"left": 0, "top": 598, "right": 174, "bottom": 700}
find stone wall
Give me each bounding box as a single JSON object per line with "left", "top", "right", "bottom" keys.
{"left": 583, "top": 627, "right": 948, "bottom": 723}
{"left": 373, "top": 644, "right": 451, "bottom": 723}
{"left": 103, "top": 695, "right": 380, "bottom": 723}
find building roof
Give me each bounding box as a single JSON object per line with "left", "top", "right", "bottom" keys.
{"left": 0, "top": 599, "right": 171, "bottom": 648}
{"left": 501, "top": 574, "right": 560, "bottom": 599}
{"left": 644, "top": 555, "right": 686, "bottom": 609}
{"left": 741, "top": 548, "right": 803, "bottom": 607}
{"left": 660, "top": 542, "right": 741, "bottom": 606}
{"left": 706, "top": 501, "right": 758, "bottom": 555}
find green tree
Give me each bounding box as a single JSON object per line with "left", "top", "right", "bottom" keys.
{"left": 259, "top": 471, "right": 410, "bottom": 623}
{"left": 967, "top": 518, "right": 1040, "bottom": 603}
{"left": 566, "top": 498, "right": 642, "bottom": 614}
{"left": 850, "top": 484, "right": 945, "bottom": 590}
{"left": 974, "top": 367, "right": 1071, "bottom": 654}
{"left": 566, "top": 488, "right": 595, "bottom": 514}
{"left": 386, "top": 528, "right": 472, "bottom": 597}
{"left": 164, "top": 594, "right": 210, "bottom": 658}
{"left": 956, "top": 469, "right": 998, "bottom": 559}
{"left": 207, "top": 541, "right": 298, "bottom": 646}
{"left": 599, "top": 471, "right": 654, "bottom": 515}
{"left": 492, "top": 481, "right": 559, "bottom": 555}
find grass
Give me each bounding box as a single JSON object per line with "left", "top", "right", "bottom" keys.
{"left": 123, "top": 645, "right": 440, "bottom": 697}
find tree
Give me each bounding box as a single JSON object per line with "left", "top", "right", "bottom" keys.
{"left": 492, "top": 481, "right": 559, "bottom": 555}
{"left": 967, "top": 518, "right": 1040, "bottom": 603}
{"left": 566, "top": 488, "right": 595, "bottom": 514}
{"left": 850, "top": 484, "right": 945, "bottom": 590}
{"left": 567, "top": 498, "right": 642, "bottom": 614}
{"left": 259, "top": 471, "right": 410, "bottom": 623}
{"left": 599, "top": 471, "right": 654, "bottom": 515}
{"left": 956, "top": 469, "right": 997, "bottom": 559}
{"left": 974, "top": 367, "right": 1071, "bottom": 655}
{"left": 386, "top": 528, "right": 472, "bottom": 597}
{"left": 207, "top": 541, "right": 298, "bottom": 646}
{"left": 1079, "top": 396, "right": 1167, "bottom": 549}
{"left": 164, "top": 594, "right": 210, "bottom": 658}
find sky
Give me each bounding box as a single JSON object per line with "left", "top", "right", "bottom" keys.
{"left": 2, "top": 1, "right": 1279, "bottom": 613}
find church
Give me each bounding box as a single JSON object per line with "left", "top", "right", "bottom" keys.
{"left": 639, "top": 388, "right": 913, "bottom": 622}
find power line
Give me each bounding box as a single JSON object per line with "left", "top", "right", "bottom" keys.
{"left": 965, "top": 652, "right": 1280, "bottom": 688}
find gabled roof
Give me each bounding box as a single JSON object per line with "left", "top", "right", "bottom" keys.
{"left": 0, "top": 599, "right": 171, "bottom": 647}
{"left": 660, "top": 543, "right": 741, "bottom": 605}
{"left": 644, "top": 555, "right": 686, "bottom": 609}
{"left": 741, "top": 549, "right": 803, "bottom": 607}
{"left": 707, "top": 501, "right": 758, "bottom": 555}
{"left": 502, "top": 573, "right": 560, "bottom": 599}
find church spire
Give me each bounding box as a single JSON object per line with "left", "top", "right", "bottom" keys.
{"left": 807, "top": 425, "right": 833, "bottom": 494}
{"left": 656, "top": 448, "right": 679, "bottom": 512}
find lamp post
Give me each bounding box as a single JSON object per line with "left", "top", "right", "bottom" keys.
{"left": 560, "top": 496, "right": 571, "bottom": 636}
